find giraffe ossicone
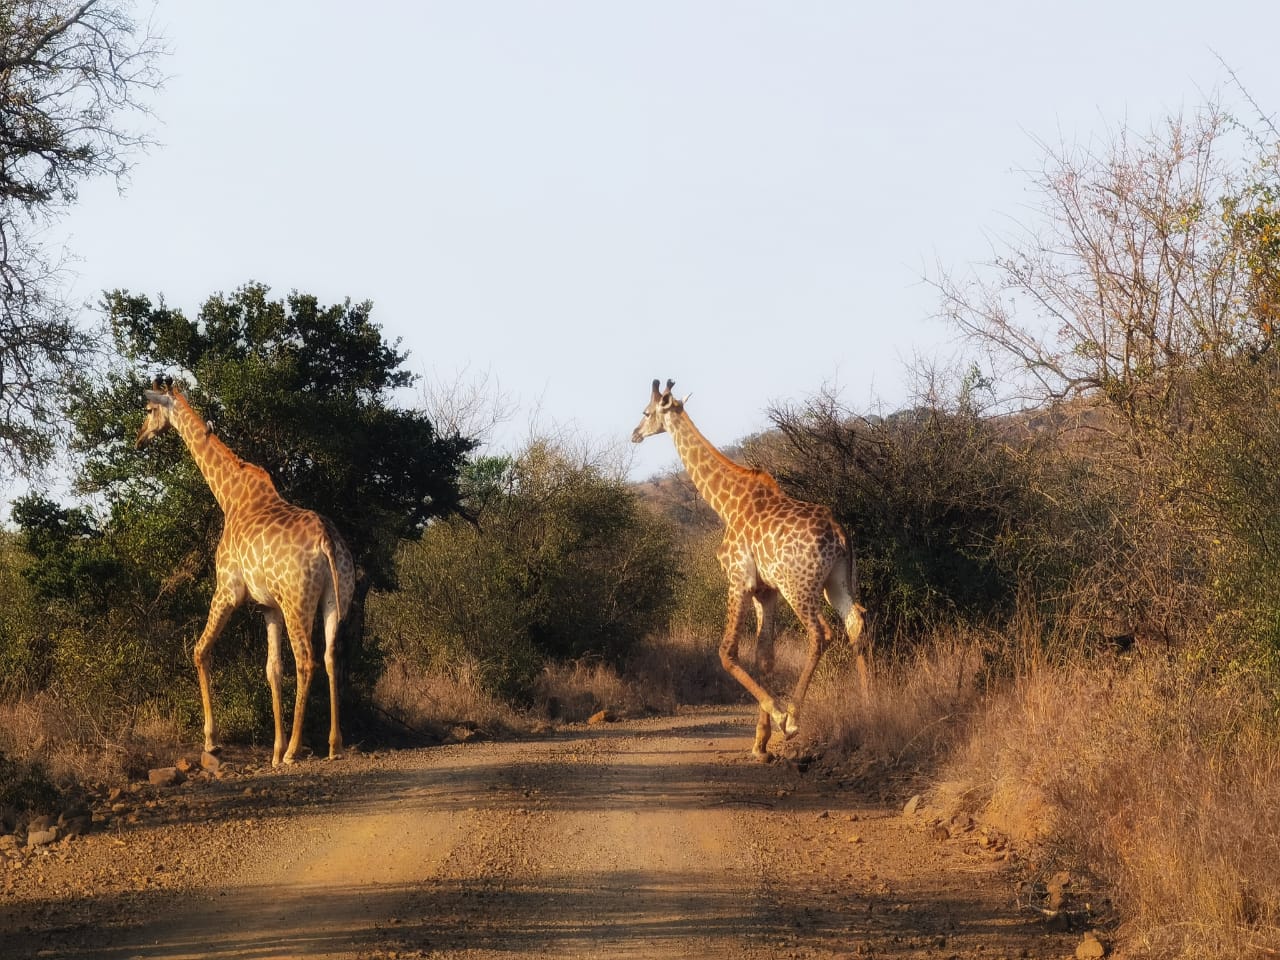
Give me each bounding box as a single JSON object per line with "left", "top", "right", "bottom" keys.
{"left": 136, "top": 378, "right": 355, "bottom": 767}
{"left": 632, "top": 378, "right": 868, "bottom": 758}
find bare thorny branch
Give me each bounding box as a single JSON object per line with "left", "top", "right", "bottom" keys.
{"left": 926, "top": 100, "right": 1280, "bottom": 639}
{"left": 0, "top": 0, "right": 165, "bottom": 478}
{"left": 933, "top": 107, "right": 1249, "bottom": 431}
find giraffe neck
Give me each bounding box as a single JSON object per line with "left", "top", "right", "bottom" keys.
{"left": 167, "top": 393, "right": 273, "bottom": 514}
{"left": 665, "top": 408, "right": 760, "bottom": 524}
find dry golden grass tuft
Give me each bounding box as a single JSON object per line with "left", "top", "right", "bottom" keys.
{"left": 619, "top": 627, "right": 750, "bottom": 712}
{"left": 533, "top": 656, "right": 647, "bottom": 721}
{"left": 0, "top": 693, "right": 185, "bottom": 789}
{"left": 373, "top": 658, "right": 526, "bottom": 739}
{"left": 797, "top": 628, "right": 986, "bottom": 768}
{"left": 937, "top": 654, "right": 1280, "bottom": 958}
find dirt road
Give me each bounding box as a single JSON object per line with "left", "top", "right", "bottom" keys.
{"left": 2, "top": 708, "right": 1081, "bottom": 959}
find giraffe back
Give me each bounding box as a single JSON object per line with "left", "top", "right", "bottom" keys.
{"left": 222, "top": 497, "right": 353, "bottom": 620}
{"left": 724, "top": 478, "right": 849, "bottom": 601}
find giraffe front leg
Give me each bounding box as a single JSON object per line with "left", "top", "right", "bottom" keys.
{"left": 719, "top": 587, "right": 791, "bottom": 751}
{"left": 751, "top": 590, "right": 779, "bottom": 760}
{"left": 193, "top": 587, "right": 239, "bottom": 756}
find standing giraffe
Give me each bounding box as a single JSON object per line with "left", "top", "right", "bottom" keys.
{"left": 632, "top": 378, "right": 867, "bottom": 757}
{"left": 135, "top": 379, "right": 355, "bottom": 766}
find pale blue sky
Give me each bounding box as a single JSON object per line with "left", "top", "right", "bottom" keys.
{"left": 55, "top": 1, "right": 1280, "bottom": 481}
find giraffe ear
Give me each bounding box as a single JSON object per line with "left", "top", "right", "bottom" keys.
{"left": 143, "top": 389, "right": 173, "bottom": 407}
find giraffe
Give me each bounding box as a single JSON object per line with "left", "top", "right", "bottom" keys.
{"left": 135, "top": 378, "right": 356, "bottom": 767}
{"left": 632, "top": 378, "right": 867, "bottom": 758}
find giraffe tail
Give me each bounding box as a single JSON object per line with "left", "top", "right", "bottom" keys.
{"left": 320, "top": 529, "right": 344, "bottom": 624}
{"left": 841, "top": 534, "right": 865, "bottom": 647}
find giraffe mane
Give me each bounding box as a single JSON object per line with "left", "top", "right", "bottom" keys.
{"left": 748, "top": 467, "right": 781, "bottom": 490}
{"left": 675, "top": 408, "right": 774, "bottom": 484}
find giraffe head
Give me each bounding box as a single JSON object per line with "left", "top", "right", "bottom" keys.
{"left": 135, "top": 376, "right": 178, "bottom": 448}
{"left": 631, "top": 378, "right": 684, "bottom": 444}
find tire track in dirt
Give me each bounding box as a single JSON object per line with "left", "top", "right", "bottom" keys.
{"left": 387, "top": 714, "right": 785, "bottom": 959}
{"left": 2, "top": 708, "right": 1080, "bottom": 959}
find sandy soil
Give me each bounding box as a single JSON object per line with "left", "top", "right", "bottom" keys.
{"left": 1, "top": 707, "right": 1085, "bottom": 959}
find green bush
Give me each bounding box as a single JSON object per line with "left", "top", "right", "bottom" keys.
{"left": 667, "top": 527, "right": 728, "bottom": 640}
{"left": 369, "top": 442, "right": 677, "bottom": 700}
{"left": 752, "top": 388, "right": 1050, "bottom": 642}
{"left": 0, "top": 532, "right": 50, "bottom": 696}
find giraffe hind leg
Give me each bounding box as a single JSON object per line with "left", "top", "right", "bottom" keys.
{"left": 322, "top": 596, "right": 343, "bottom": 760}
{"left": 281, "top": 609, "right": 316, "bottom": 766}
{"left": 825, "top": 563, "right": 871, "bottom": 700}
{"left": 783, "top": 599, "right": 835, "bottom": 739}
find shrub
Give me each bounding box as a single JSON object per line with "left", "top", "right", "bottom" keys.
{"left": 368, "top": 441, "right": 677, "bottom": 700}
{"left": 0, "top": 751, "right": 59, "bottom": 816}
{"left": 753, "top": 385, "right": 1051, "bottom": 643}
{"left": 0, "top": 531, "right": 49, "bottom": 696}
{"left": 666, "top": 527, "right": 729, "bottom": 640}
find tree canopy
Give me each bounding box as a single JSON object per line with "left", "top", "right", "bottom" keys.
{"left": 75, "top": 282, "right": 477, "bottom": 593}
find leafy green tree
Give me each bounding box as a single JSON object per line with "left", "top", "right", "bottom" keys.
{"left": 84, "top": 283, "right": 476, "bottom": 591}
{"left": 12, "top": 282, "right": 475, "bottom": 741}
{"left": 9, "top": 496, "right": 124, "bottom": 612}
{"left": 0, "top": 0, "right": 162, "bottom": 477}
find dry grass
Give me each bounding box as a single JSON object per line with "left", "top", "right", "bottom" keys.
{"left": 372, "top": 658, "right": 527, "bottom": 740}
{"left": 791, "top": 618, "right": 1280, "bottom": 957}
{"left": 619, "top": 627, "right": 750, "bottom": 712}
{"left": 937, "top": 652, "right": 1280, "bottom": 958}
{"left": 532, "top": 657, "right": 648, "bottom": 721}
{"left": 374, "top": 628, "right": 753, "bottom": 736}
{"left": 0, "top": 693, "right": 185, "bottom": 790}
{"left": 796, "top": 628, "right": 987, "bottom": 768}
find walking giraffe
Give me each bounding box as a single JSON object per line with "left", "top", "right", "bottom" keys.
{"left": 135, "top": 378, "right": 355, "bottom": 766}
{"left": 632, "top": 379, "right": 867, "bottom": 757}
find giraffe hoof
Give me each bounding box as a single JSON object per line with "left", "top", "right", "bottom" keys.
{"left": 780, "top": 712, "right": 800, "bottom": 739}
